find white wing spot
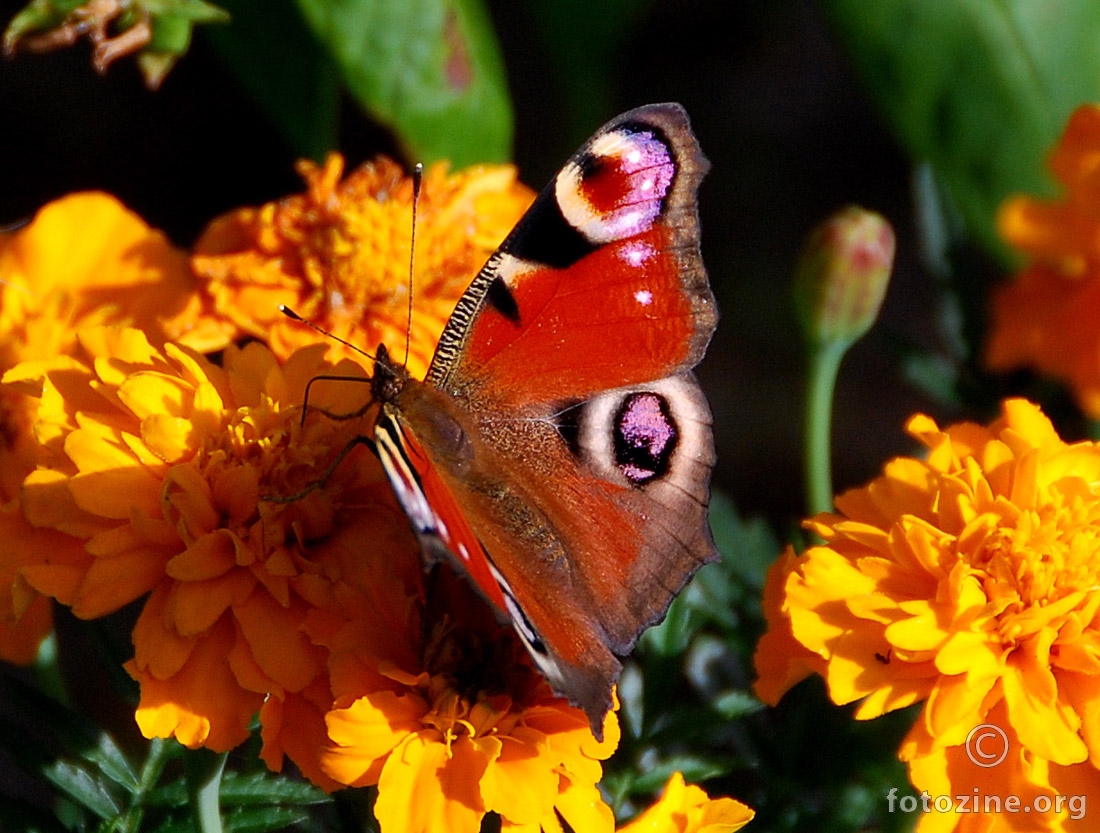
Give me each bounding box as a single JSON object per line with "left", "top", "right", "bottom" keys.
{"left": 635, "top": 289, "right": 653, "bottom": 306}
{"left": 622, "top": 240, "right": 655, "bottom": 267}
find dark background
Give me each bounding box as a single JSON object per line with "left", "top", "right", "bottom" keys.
{"left": 0, "top": 0, "right": 951, "bottom": 526}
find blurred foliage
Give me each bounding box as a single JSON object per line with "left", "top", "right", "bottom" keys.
{"left": 202, "top": 0, "right": 341, "bottom": 161}
{"left": 521, "top": 0, "right": 655, "bottom": 147}
{"left": 0, "top": 672, "right": 330, "bottom": 832}
{"left": 822, "top": 0, "right": 1100, "bottom": 265}
{"left": 3, "top": 0, "right": 228, "bottom": 88}
{"left": 291, "top": 0, "right": 512, "bottom": 166}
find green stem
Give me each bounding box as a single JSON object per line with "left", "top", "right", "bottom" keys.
{"left": 804, "top": 342, "right": 846, "bottom": 518}
{"left": 117, "top": 738, "right": 178, "bottom": 833}
{"left": 187, "top": 748, "right": 228, "bottom": 833}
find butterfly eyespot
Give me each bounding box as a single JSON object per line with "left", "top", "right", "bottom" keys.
{"left": 613, "top": 392, "right": 678, "bottom": 486}
{"left": 556, "top": 125, "right": 676, "bottom": 245}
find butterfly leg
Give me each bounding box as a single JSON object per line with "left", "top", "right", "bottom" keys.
{"left": 298, "top": 374, "right": 375, "bottom": 427}
{"left": 262, "top": 434, "right": 376, "bottom": 504}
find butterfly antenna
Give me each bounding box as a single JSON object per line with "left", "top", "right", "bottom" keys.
{"left": 404, "top": 162, "right": 423, "bottom": 367}
{"left": 279, "top": 306, "right": 376, "bottom": 362}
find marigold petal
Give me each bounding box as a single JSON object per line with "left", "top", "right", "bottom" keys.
{"left": 906, "top": 701, "right": 1064, "bottom": 833}
{"left": 753, "top": 548, "right": 826, "bottom": 704}
{"left": 19, "top": 559, "right": 91, "bottom": 609}
{"left": 934, "top": 630, "right": 1000, "bottom": 678}
{"left": 130, "top": 616, "right": 261, "bottom": 751}
{"left": 323, "top": 690, "right": 429, "bottom": 787}
{"left": 211, "top": 465, "right": 260, "bottom": 528}
{"left": 137, "top": 415, "right": 195, "bottom": 463}
{"left": 1003, "top": 647, "right": 1087, "bottom": 765}
{"left": 481, "top": 730, "right": 558, "bottom": 825}
{"left": 233, "top": 589, "right": 323, "bottom": 692}
{"left": 117, "top": 371, "right": 193, "bottom": 420}
{"left": 259, "top": 682, "right": 343, "bottom": 792}
{"left": 829, "top": 626, "right": 922, "bottom": 712}
{"left": 85, "top": 328, "right": 165, "bottom": 383}
{"left": 71, "top": 545, "right": 171, "bottom": 618}
{"left": 852, "top": 672, "right": 934, "bottom": 721}
{"left": 374, "top": 732, "right": 488, "bottom": 833}
{"left": 923, "top": 673, "right": 997, "bottom": 745}
{"left": 163, "top": 565, "right": 255, "bottom": 636}
{"left": 551, "top": 775, "right": 615, "bottom": 833}
{"left": 1058, "top": 670, "right": 1100, "bottom": 768}
{"left": 885, "top": 603, "right": 952, "bottom": 653}
{"left": 0, "top": 503, "right": 59, "bottom": 663}
{"left": 165, "top": 530, "right": 237, "bottom": 581}
{"left": 131, "top": 586, "right": 194, "bottom": 678}
{"left": 618, "top": 773, "right": 754, "bottom": 833}
{"left": 162, "top": 464, "right": 219, "bottom": 542}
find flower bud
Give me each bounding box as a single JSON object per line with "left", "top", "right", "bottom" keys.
{"left": 793, "top": 206, "right": 895, "bottom": 348}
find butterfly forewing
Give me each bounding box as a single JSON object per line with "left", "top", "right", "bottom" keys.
{"left": 427, "top": 103, "right": 715, "bottom": 401}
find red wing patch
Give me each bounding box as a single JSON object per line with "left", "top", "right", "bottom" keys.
{"left": 374, "top": 410, "right": 508, "bottom": 614}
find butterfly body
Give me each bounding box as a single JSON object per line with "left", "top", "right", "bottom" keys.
{"left": 371, "top": 103, "right": 717, "bottom": 737}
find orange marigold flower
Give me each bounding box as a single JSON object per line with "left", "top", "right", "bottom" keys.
{"left": 987, "top": 103, "right": 1100, "bottom": 417}
{"left": 0, "top": 192, "right": 229, "bottom": 663}
{"left": 190, "top": 153, "right": 535, "bottom": 380}
{"left": 754, "top": 399, "right": 1100, "bottom": 820}
{"left": 902, "top": 700, "right": 1095, "bottom": 832}
{"left": 317, "top": 567, "right": 621, "bottom": 833}
{"left": 617, "top": 772, "right": 754, "bottom": 833}
{"left": 9, "top": 327, "right": 394, "bottom": 752}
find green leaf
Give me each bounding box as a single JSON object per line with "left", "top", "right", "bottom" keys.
{"left": 143, "top": 0, "right": 230, "bottom": 22}
{"left": 203, "top": 0, "right": 340, "bottom": 160}
{"left": 222, "top": 806, "right": 315, "bottom": 833}
{"left": 623, "top": 752, "right": 732, "bottom": 796}
{"left": 294, "top": 0, "right": 513, "bottom": 166}
{"left": 82, "top": 734, "right": 140, "bottom": 794}
{"left": 822, "top": 0, "right": 1100, "bottom": 263}
{"left": 711, "top": 689, "right": 764, "bottom": 721}
{"left": 147, "top": 13, "right": 198, "bottom": 54}
{"left": 708, "top": 491, "right": 779, "bottom": 596}
{"left": 2, "top": 0, "right": 85, "bottom": 52}
{"left": 218, "top": 772, "right": 330, "bottom": 807}
{"left": 43, "top": 759, "right": 122, "bottom": 821}
{"left": 148, "top": 769, "right": 330, "bottom": 809}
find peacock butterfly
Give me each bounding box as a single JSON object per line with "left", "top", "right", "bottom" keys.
{"left": 354, "top": 103, "right": 716, "bottom": 739}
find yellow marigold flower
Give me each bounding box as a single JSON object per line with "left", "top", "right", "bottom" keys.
{"left": 987, "top": 103, "right": 1100, "bottom": 417}
{"left": 317, "top": 568, "right": 621, "bottom": 833}
{"left": 617, "top": 772, "right": 754, "bottom": 833}
{"left": 754, "top": 399, "right": 1100, "bottom": 802}
{"left": 10, "top": 327, "right": 391, "bottom": 751}
{"left": 0, "top": 192, "right": 228, "bottom": 663}
{"left": 190, "top": 153, "right": 535, "bottom": 380}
